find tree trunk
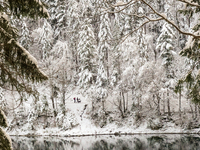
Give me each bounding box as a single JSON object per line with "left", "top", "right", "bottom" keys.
{"left": 126, "top": 92, "right": 128, "bottom": 111}
{"left": 189, "top": 99, "right": 194, "bottom": 119}
{"left": 195, "top": 103, "right": 198, "bottom": 119}
{"left": 50, "top": 77, "right": 56, "bottom": 126}
{"left": 62, "top": 69, "right": 66, "bottom": 114}
{"left": 179, "top": 90, "right": 181, "bottom": 118}
{"left": 132, "top": 87, "right": 134, "bottom": 101}
{"left": 163, "top": 93, "right": 165, "bottom": 114}
{"left": 156, "top": 94, "right": 160, "bottom": 115}
{"left": 122, "top": 91, "right": 126, "bottom": 113}
{"left": 167, "top": 91, "right": 171, "bottom": 116}
{"left": 102, "top": 99, "right": 105, "bottom": 112}
{"left": 105, "top": 48, "right": 109, "bottom": 81}
{"left": 119, "top": 92, "right": 124, "bottom": 117}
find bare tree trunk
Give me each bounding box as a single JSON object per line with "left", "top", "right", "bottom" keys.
{"left": 62, "top": 70, "right": 66, "bottom": 114}
{"left": 105, "top": 48, "right": 109, "bottom": 81}
{"left": 195, "top": 103, "right": 198, "bottom": 119}
{"left": 167, "top": 89, "right": 171, "bottom": 116}
{"left": 132, "top": 87, "right": 134, "bottom": 101}
{"left": 156, "top": 94, "right": 160, "bottom": 115}
{"left": 179, "top": 90, "right": 182, "bottom": 118}
{"left": 189, "top": 99, "right": 194, "bottom": 119}
{"left": 126, "top": 92, "right": 128, "bottom": 111}
{"left": 163, "top": 93, "right": 165, "bottom": 114}
{"left": 122, "top": 91, "right": 126, "bottom": 113}
{"left": 102, "top": 99, "right": 105, "bottom": 112}
{"left": 119, "top": 92, "right": 124, "bottom": 117}
{"left": 50, "top": 77, "right": 56, "bottom": 126}
{"left": 92, "top": 100, "right": 94, "bottom": 111}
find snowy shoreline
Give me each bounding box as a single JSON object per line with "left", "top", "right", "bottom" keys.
{"left": 8, "top": 128, "right": 200, "bottom": 137}
{"left": 9, "top": 132, "right": 200, "bottom": 137}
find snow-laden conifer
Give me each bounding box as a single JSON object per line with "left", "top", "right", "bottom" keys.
{"left": 96, "top": 13, "right": 112, "bottom": 88}
{"left": 77, "top": 18, "right": 97, "bottom": 89}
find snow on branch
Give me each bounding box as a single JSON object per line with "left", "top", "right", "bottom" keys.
{"left": 178, "top": 0, "right": 200, "bottom": 7}
{"left": 105, "top": 0, "right": 200, "bottom": 39}
{"left": 0, "top": 25, "right": 48, "bottom": 80}
{"left": 14, "top": 41, "right": 48, "bottom": 79}
{"left": 140, "top": 0, "right": 200, "bottom": 39}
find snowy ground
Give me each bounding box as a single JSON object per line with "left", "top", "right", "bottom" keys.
{"left": 5, "top": 89, "right": 200, "bottom": 137}
{"left": 7, "top": 97, "right": 200, "bottom": 137}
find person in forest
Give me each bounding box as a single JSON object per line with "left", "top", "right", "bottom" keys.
{"left": 77, "top": 97, "right": 81, "bottom": 103}
{"left": 74, "top": 97, "right": 76, "bottom": 103}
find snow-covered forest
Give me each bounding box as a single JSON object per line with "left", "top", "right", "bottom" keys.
{"left": 2, "top": 0, "right": 200, "bottom": 138}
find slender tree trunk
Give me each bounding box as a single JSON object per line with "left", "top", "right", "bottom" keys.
{"left": 195, "top": 103, "right": 198, "bottom": 119}
{"left": 189, "top": 99, "right": 194, "bottom": 119}
{"left": 50, "top": 77, "right": 56, "bottom": 126}
{"left": 119, "top": 92, "right": 124, "bottom": 117}
{"left": 163, "top": 93, "right": 165, "bottom": 114}
{"left": 156, "top": 94, "right": 160, "bottom": 115}
{"left": 62, "top": 70, "right": 66, "bottom": 114}
{"left": 105, "top": 48, "right": 109, "bottom": 81}
{"left": 122, "top": 91, "right": 126, "bottom": 113}
{"left": 132, "top": 87, "right": 134, "bottom": 101}
{"left": 119, "top": 92, "right": 122, "bottom": 111}
{"left": 179, "top": 90, "right": 182, "bottom": 118}
{"left": 126, "top": 92, "right": 128, "bottom": 111}
{"left": 92, "top": 100, "right": 94, "bottom": 111}
{"left": 167, "top": 89, "right": 171, "bottom": 116}
{"left": 138, "top": 95, "right": 140, "bottom": 108}
{"left": 102, "top": 99, "right": 105, "bottom": 112}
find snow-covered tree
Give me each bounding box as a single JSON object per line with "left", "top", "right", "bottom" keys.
{"left": 77, "top": 18, "right": 97, "bottom": 89}
{"left": 156, "top": 22, "right": 176, "bottom": 116}
{"left": 96, "top": 13, "right": 112, "bottom": 96}
{"left": 32, "top": 19, "right": 53, "bottom": 60}
{"left": 18, "top": 19, "right": 31, "bottom": 50}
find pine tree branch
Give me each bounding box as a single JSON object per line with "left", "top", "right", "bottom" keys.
{"left": 0, "top": 24, "right": 48, "bottom": 81}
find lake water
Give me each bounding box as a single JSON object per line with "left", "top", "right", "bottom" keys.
{"left": 11, "top": 134, "right": 200, "bottom": 150}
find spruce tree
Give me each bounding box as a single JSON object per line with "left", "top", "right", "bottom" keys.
{"left": 0, "top": 0, "right": 48, "bottom": 149}
{"left": 156, "top": 22, "right": 176, "bottom": 116}
{"left": 77, "top": 18, "right": 96, "bottom": 89}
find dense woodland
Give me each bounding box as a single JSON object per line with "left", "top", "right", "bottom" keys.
{"left": 1, "top": 1, "right": 200, "bottom": 144}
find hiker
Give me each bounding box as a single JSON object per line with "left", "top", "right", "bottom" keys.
{"left": 73, "top": 97, "right": 76, "bottom": 103}
{"left": 77, "top": 97, "right": 81, "bottom": 103}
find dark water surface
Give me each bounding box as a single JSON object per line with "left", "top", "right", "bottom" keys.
{"left": 11, "top": 134, "right": 200, "bottom": 150}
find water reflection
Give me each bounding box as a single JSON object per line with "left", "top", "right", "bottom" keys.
{"left": 11, "top": 134, "right": 200, "bottom": 150}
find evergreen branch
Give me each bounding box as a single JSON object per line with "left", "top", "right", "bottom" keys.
{"left": 7, "top": 0, "right": 49, "bottom": 18}
{"left": 0, "top": 62, "right": 24, "bottom": 92}
{"left": 0, "top": 25, "right": 48, "bottom": 80}
{"left": 0, "top": 26, "right": 13, "bottom": 39}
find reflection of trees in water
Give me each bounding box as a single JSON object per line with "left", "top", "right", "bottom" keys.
{"left": 88, "top": 138, "right": 147, "bottom": 150}
{"left": 11, "top": 138, "right": 80, "bottom": 150}
{"left": 11, "top": 135, "right": 200, "bottom": 150}
{"left": 147, "top": 136, "right": 200, "bottom": 150}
